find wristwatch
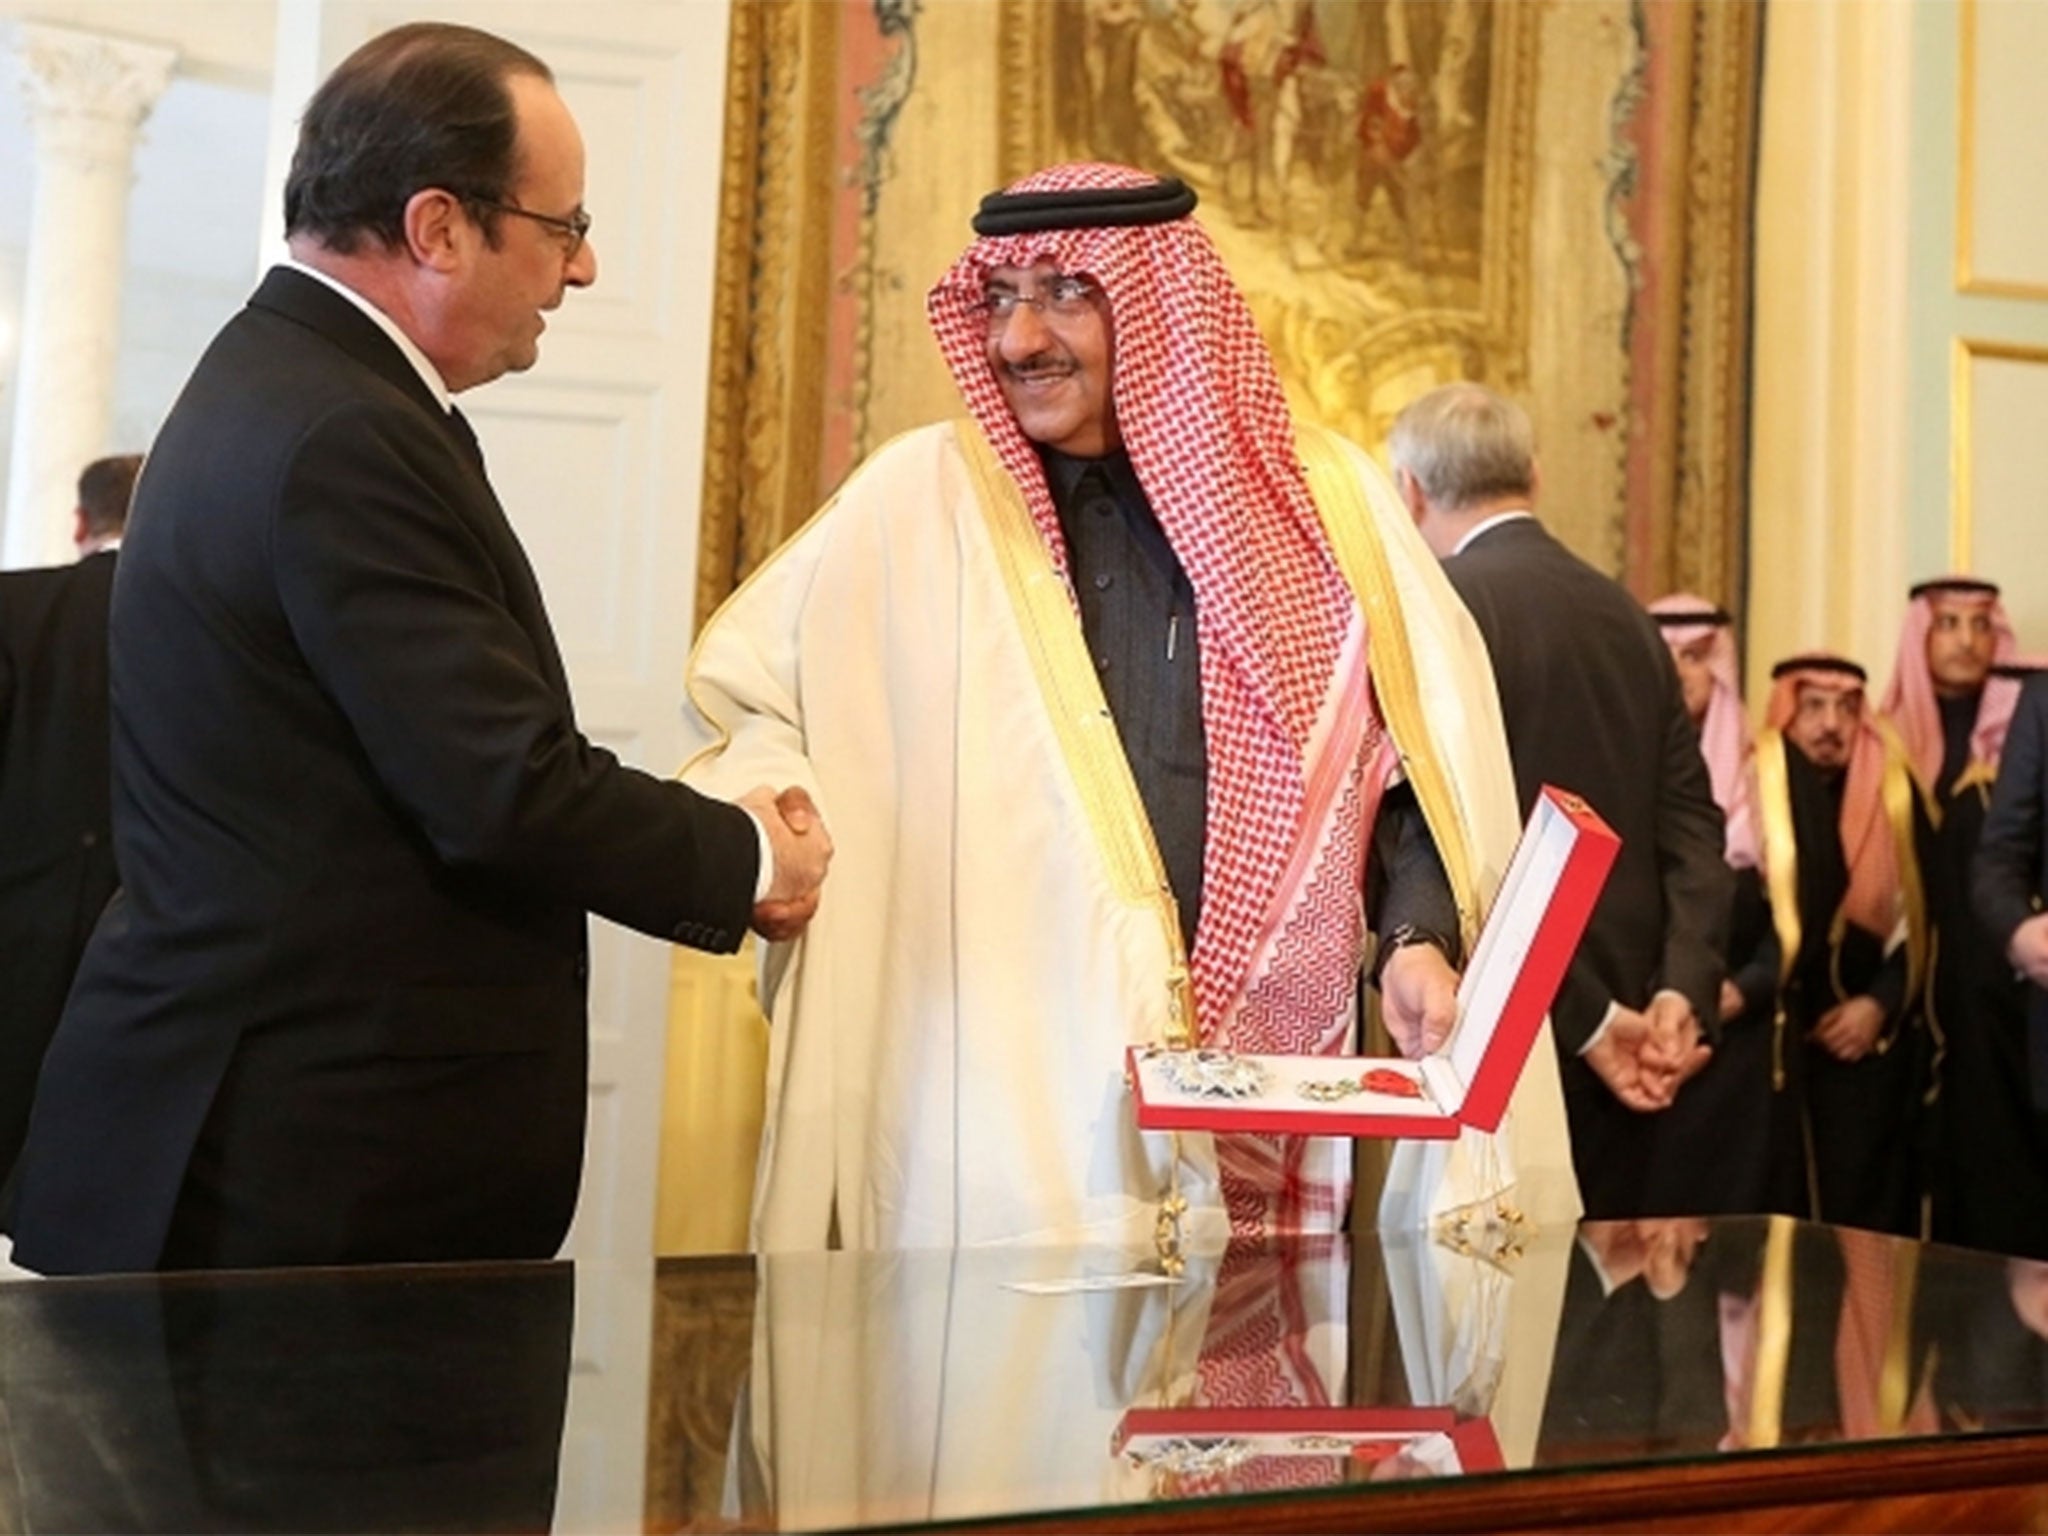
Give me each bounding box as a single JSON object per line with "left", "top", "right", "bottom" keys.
{"left": 1371, "top": 922, "right": 1456, "bottom": 985}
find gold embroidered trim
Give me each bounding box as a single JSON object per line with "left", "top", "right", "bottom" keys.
{"left": 1875, "top": 717, "right": 1929, "bottom": 1010}
{"left": 1950, "top": 757, "right": 1998, "bottom": 805}
{"left": 1754, "top": 730, "right": 1801, "bottom": 1093}
{"left": 1922, "top": 926, "right": 1947, "bottom": 1106}
{"left": 954, "top": 419, "right": 1195, "bottom": 1044}
{"left": 1295, "top": 423, "right": 1481, "bottom": 953}
{"left": 1754, "top": 729, "right": 1803, "bottom": 987}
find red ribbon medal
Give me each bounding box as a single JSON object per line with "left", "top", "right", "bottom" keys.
{"left": 1361, "top": 1067, "right": 1424, "bottom": 1099}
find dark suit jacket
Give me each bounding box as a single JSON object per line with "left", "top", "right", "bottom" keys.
{"left": 0, "top": 550, "right": 118, "bottom": 1189}
{"left": 1447, "top": 519, "right": 1729, "bottom": 1215}
{"left": 1445, "top": 517, "right": 1729, "bottom": 1046}
{"left": 1974, "top": 674, "right": 2048, "bottom": 1107}
{"left": 5, "top": 267, "right": 759, "bottom": 1274}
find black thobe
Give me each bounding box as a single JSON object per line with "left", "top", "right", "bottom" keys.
{"left": 1924, "top": 694, "right": 2048, "bottom": 1258}
{"left": 1770, "top": 744, "right": 1921, "bottom": 1236}
{"left": 1041, "top": 448, "right": 1459, "bottom": 960}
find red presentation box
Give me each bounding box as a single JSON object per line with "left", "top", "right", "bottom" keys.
{"left": 1113, "top": 1405, "right": 1505, "bottom": 1473}
{"left": 1128, "top": 785, "right": 1620, "bottom": 1140}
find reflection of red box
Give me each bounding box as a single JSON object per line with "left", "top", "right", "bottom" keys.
{"left": 1128, "top": 785, "right": 1620, "bottom": 1140}
{"left": 1112, "top": 1405, "right": 1504, "bottom": 1473}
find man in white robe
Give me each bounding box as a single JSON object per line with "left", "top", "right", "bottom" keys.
{"left": 682, "top": 164, "right": 1578, "bottom": 1251}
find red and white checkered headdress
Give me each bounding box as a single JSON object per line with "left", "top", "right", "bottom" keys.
{"left": 928, "top": 165, "right": 1379, "bottom": 1230}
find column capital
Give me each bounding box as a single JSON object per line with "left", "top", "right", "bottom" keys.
{"left": 14, "top": 22, "right": 177, "bottom": 174}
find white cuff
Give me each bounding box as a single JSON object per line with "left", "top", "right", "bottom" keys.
{"left": 743, "top": 809, "right": 774, "bottom": 903}
{"left": 1578, "top": 1000, "right": 1620, "bottom": 1056}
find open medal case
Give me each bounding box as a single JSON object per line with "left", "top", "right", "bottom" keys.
{"left": 1128, "top": 785, "right": 1621, "bottom": 1140}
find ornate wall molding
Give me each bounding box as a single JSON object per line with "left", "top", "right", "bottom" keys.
{"left": 1670, "top": 0, "right": 1762, "bottom": 608}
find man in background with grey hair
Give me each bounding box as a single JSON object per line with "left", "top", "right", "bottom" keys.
{"left": 1390, "top": 382, "right": 1731, "bottom": 1218}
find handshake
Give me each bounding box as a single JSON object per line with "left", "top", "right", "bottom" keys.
{"left": 738, "top": 784, "right": 835, "bottom": 942}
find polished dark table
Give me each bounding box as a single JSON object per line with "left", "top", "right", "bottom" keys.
{"left": 7, "top": 1217, "right": 2048, "bottom": 1532}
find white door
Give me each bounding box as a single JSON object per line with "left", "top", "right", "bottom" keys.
{"left": 276, "top": 3, "right": 735, "bottom": 1526}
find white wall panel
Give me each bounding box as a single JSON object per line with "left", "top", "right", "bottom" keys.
{"left": 469, "top": 387, "right": 651, "bottom": 678}
{"left": 1956, "top": 342, "right": 2048, "bottom": 649}
{"left": 1960, "top": 0, "right": 2048, "bottom": 296}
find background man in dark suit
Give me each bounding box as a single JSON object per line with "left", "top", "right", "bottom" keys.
{"left": 1390, "top": 382, "right": 1730, "bottom": 1217}
{"left": 0, "top": 453, "right": 141, "bottom": 1195}
{"left": 3, "top": 22, "right": 830, "bottom": 1276}
{"left": 1975, "top": 670, "right": 2048, "bottom": 1184}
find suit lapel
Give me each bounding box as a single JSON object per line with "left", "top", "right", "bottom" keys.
{"left": 248, "top": 267, "right": 446, "bottom": 421}
{"left": 246, "top": 268, "right": 574, "bottom": 706}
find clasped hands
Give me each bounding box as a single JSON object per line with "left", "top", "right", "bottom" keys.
{"left": 739, "top": 784, "right": 834, "bottom": 941}
{"left": 1585, "top": 992, "right": 1711, "bottom": 1112}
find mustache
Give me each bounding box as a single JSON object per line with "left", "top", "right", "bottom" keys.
{"left": 1001, "top": 353, "right": 1078, "bottom": 381}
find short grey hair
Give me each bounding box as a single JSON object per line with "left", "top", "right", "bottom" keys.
{"left": 1386, "top": 383, "right": 1536, "bottom": 512}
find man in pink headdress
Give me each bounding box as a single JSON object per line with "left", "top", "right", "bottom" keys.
{"left": 1881, "top": 579, "right": 2048, "bottom": 1256}
{"left": 1640, "top": 597, "right": 1775, "bottom": 1216}
{"left": 680, "top": 165, "right": 1576, "bottom": 1250}
{"left": 1755, "top": 655, "right": 1926, "bottom": 1234}
{"left": 1882, "top": 578, "right": 2016, "bottom": 804}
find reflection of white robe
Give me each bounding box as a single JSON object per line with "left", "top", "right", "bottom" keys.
{"left": 682, "top": 420, "right": 1578, "bottom": 1251}
{"left": 729, "top": 1231, "right": 1577, "bottom": 1529}
{"left": 736, "top": 1245, "right": 1195, "bottom": 1528}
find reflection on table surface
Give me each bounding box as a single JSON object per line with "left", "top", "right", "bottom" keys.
{"left": 6, "top": 1218, "right": 2048, "bottom": 1533}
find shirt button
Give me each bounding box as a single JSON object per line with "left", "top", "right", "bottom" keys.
{"left": 1094, "top": 573, "right": 1113, "bottom": 591}
{"left": 1096, "top": 655, "right": 1111, "bottom": 673}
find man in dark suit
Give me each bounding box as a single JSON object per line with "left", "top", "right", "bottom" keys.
{"left": 0, "top": 454, "right": 141, "bottom": 1193}
{"left": 3, "top": 22, "right": 830, "bottom": 1276}
{"left": 1390, "top": 382, "right": 1730, "bottom": 1217}
{"left": 1975, "top": 670, "right": 2048, "bottom": 1167}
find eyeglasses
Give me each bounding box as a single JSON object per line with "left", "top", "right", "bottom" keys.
{"left": 968, "top": 275, "right": 1100, "bottom": 330}
{"left": 468, "top": 197, "right": 592, "bottom": 259}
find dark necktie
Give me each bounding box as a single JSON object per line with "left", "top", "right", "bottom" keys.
{"left": 446, "top": 405, "right": 486, "bottom": 475}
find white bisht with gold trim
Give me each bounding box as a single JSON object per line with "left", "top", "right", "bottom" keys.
{"left": 681, "top": 420, "right": 1580, "bottom": 1251}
